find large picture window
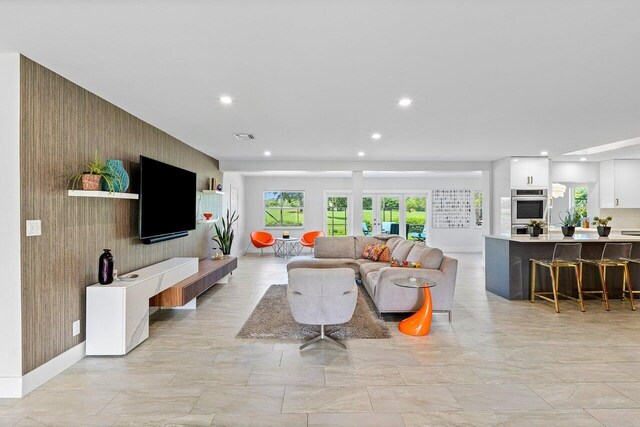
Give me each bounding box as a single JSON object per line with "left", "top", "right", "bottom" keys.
{"left": 264, "top": 191, "right": 305, "bottom": 228}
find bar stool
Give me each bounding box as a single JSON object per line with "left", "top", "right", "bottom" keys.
{"left": 581, "top": 243, "right": 634, "bottom": 311}
{"left": 622, "top": 258, "right": 639, "bottom": 311}
{"left": 530, "top": 243, "right": 584, "bottom": 313}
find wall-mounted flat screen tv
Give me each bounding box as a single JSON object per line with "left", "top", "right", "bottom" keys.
{"left": 139, "top": 156, "right": 196, "bottom": 244}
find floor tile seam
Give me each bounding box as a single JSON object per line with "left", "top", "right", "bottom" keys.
{"left": 604, "top": 381, "right": 640, "bottom": 405}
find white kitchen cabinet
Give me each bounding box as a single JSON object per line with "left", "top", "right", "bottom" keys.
{"left": 510, "top": 157, "right": 549, "bottom": 188}
{"left": 601, "top": 160, "right": 640, "bottom": 208}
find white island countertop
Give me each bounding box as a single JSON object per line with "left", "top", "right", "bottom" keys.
{"left": 486, "top": 233, "right": 640, "bottom": 242}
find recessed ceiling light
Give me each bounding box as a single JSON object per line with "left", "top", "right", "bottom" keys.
{"left": 513, "top": 159, "right": 519, "bottom": 162}
{"left": 264, "top": 151, "right": 271, "bottom": 157}
{"left": 397, "top": 98, "right": 413, "bottom": 107}
{"left": 371, "top": 133, "right": 382, "bottom": 140}
{"left": 219, "top": 96, "right": 233, "bottom": 105}
{"left": 540, "top": 151, "right": 548, "bottom": 156}
{"left": 580, "top": 157, "right": 587, "bottom": 161}
{"left": 358, "top": 151, "right": 365, "bottom": 157}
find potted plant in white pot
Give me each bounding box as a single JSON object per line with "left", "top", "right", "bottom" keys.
{"left": 559, "top": 209, "right": 581, "bottom": 237}
{"left": 593, "top": 216, "right": 613, "bottom": 237}
{"left": 528, "top": 219, "right": 546, "bottom": 237}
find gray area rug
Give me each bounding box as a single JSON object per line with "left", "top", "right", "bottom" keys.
{"left": 236, "top": 284, "right": 391, "bottom": 340}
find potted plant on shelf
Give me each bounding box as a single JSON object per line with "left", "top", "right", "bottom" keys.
{"left": 559, "top": 209, "right": 581, "bottom": 237}
{"left": 593, "top": 216, "right": 613, "bottom": 237}
{"left": 211, "top": 209, "right": 239, "bottom": 256}
{"left": 527, "top": 219, "right": 546, "bottom": 237}
{"left": 68, "top": 152, "right": 121, "bottom": 192}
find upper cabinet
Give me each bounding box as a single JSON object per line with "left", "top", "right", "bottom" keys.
{"left": 510, "top": 157, "right": 549, "bottom": 188}
{"left": 600, "top": 160, "right": 640, "bottom": 208}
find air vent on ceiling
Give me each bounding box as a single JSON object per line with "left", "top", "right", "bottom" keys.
{"left": 233, "top": 133, "right": 255, "bottom": 140}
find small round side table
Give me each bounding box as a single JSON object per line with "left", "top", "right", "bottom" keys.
{"left": 392, "top": 278, "right": 437, "bottom": 336}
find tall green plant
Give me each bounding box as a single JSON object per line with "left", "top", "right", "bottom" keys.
{"left": 211, "top": 209, "right": 239, "bottom": 255}
{"left": 559, "top": 209, "right": 582, "bottom": 227}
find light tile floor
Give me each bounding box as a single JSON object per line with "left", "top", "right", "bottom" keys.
{"left": 2, "top": 253, "right": 640, "bottom": 426}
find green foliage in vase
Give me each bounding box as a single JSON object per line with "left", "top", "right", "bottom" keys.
{"left": 68, "top": 151, "right": 122, "bottom": 192}
{"left": 559, "top": 210, "right": 582, "bottom": 227}
{"left": 593, "top": 216, "right": 613, "bottom": 227}
{"left": 528, "top": 219, "right": 546, "bottom": 228}
{"left": 212, "top": 209, "right": 239, "bottom": 255}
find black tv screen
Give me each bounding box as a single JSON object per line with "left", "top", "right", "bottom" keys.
{"left": 139, "top": 156, "right": 197, "bottom": 243}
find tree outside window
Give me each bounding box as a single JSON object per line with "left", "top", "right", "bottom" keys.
{"left": 264, "top": 191, "right": 304, "bottom": 227}
{"left": 572, "top": 187, "right": 588, "bottom": 219}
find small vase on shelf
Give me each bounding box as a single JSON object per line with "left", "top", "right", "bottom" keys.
{"left": 99, "top": 249, "right": 114, "bottom": 285}
{"left": 101, "top": 160, "right": 130, "bottom": 192}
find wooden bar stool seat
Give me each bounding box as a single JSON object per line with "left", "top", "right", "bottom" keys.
{"left": 581, "top": 243, "right": 634, "bottom": 311}
{"left": 530, "top": 243, "right": 584, "bottom": 313}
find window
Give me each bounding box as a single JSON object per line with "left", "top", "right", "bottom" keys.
{"left": 326, "top": 194, "right": 349, "bottom": 236}
{"left": 572, "top": 186, "right": 588, "bottom": 219}
{"left": 474, "top": 191, "right": 484, "bottom": 227}
{"left": 264, "top": 191, "right": 304, "bottom": 227}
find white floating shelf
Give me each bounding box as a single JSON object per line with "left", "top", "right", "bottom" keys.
{"left": 68, "top": 190, "right": 139, "bottom": 200}
{"left": 201, "top": 190, "right": 225, "bottom": 195}
{"left": 197, "top": 218, "right": 220, "bottom": 224}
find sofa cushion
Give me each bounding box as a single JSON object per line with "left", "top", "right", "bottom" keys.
{"left": 286, "top": 255, "right": 360, "bottom": 276}
{"left": 356, "top": 258, "right": 374, "bottom": 266}
{"left": 359, "top": 261, "right": 390, "bottom": 278}
{"left": 314, "top": 236, "right": 355, "bottom": 259}
{"left": 406, "top": 244, "right": 444, "bottom": 269}
{"left": 384, "top": 237, "right": 403, "bottom": 254}
{"left": 391, "top": 240, "right": 414, "bottom": 261}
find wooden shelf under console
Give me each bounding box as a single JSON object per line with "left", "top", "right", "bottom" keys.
{"left": 149, "top": 256, "right": 237, "bottom": 307}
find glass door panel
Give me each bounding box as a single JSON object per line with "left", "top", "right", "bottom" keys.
{"left": 380, "top": 196, "right": 400, "bottom": 235}
{"left": 362, "top": 196, "right": 374, "bottom": 235}
{"left": 326, "top": 194, "right": 350, "bottom": 236}
{"left": 405, "top": 196, "right": 427, "bottom": 241}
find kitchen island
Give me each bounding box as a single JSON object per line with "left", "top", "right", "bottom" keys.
{"left": 485, "top": 234, "right": 640, "bottom": 300}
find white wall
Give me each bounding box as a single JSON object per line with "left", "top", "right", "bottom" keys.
{"left": 491, "top": 158, "right": 511, "bottom": 235}
{"left": 0, "top": 53, "right": 23, "bottom": 389}
{"left": 222, "top": 172, "right": 246, "bottom": 257}
{"left": 550, "top": 161, "right": 600, "bottom": 223}
{"left": 244, "top": 174, "right": 489, "bottom": 253}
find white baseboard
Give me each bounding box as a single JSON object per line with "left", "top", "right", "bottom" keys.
{"left": 0, "top": 341, "right": 85, "bottom": 398}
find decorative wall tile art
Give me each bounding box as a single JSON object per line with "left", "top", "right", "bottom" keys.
{"left": 432, "top": 189, "right": 472, "bottom": 228}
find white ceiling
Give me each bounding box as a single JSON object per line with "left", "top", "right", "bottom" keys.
{"left": 1, "top": 1, "right": 640, "bottom": 163}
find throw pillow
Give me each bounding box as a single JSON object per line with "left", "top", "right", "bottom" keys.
{"left": 390, "top": 257, "right": 421, "bottom": 268}
{"left": 378, "top": 246, "right": 391, "bottom": 262}
{"left": 362, "top": 244, "right": 387, "bottom": 261}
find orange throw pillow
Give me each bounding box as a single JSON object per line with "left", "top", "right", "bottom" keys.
{"left": 378, "top": 246, "right": 391, "bottom": 262}
{"left": 362, "top": 244, "right": 387, "bottom": 261}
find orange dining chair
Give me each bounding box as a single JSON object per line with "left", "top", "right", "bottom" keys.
{"left": 248, "top": 231, "right": 276, "bottom": 256}
{"left": 300, "top": 231, "right": 325, "bottom": 252}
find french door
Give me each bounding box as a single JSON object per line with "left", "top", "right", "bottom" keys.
{"left": 363, "top": 193, "right": 427, "bottom": 241}
{"left": 324, "top": 192, "right": 351, "bottom": 236}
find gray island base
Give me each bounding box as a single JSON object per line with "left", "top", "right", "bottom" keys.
{"left": 485, "top": 234, "right": 640, "bottom": 300}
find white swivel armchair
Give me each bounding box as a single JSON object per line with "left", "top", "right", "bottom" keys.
{"left": 287, "top": 268, "right": 357, "bottom": 350}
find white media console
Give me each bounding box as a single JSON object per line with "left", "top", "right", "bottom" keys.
{"left": 86, "top": 257, "right": 199, "bottom": 356}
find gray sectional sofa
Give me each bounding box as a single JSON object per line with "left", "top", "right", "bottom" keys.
{"left": 287, "top": 235, "right": 458, "bottom": 319}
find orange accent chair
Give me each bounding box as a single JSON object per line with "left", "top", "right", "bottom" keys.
{"left": 300, "top": 231, "right": 325, "bottom": 251}
{"left": 249, "top": 231, "right": 276, "bottom": 256}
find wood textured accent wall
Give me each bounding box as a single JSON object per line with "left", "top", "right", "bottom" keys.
{"left": 19, "top": 56, "right": 222, "bottom": 374}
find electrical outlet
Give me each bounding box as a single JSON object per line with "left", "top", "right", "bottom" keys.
{"left": 26, "top": 220, "right": 42, "bottom": 237}
{"left": 72, "top": 320, "right": 80, "bottom": 337}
